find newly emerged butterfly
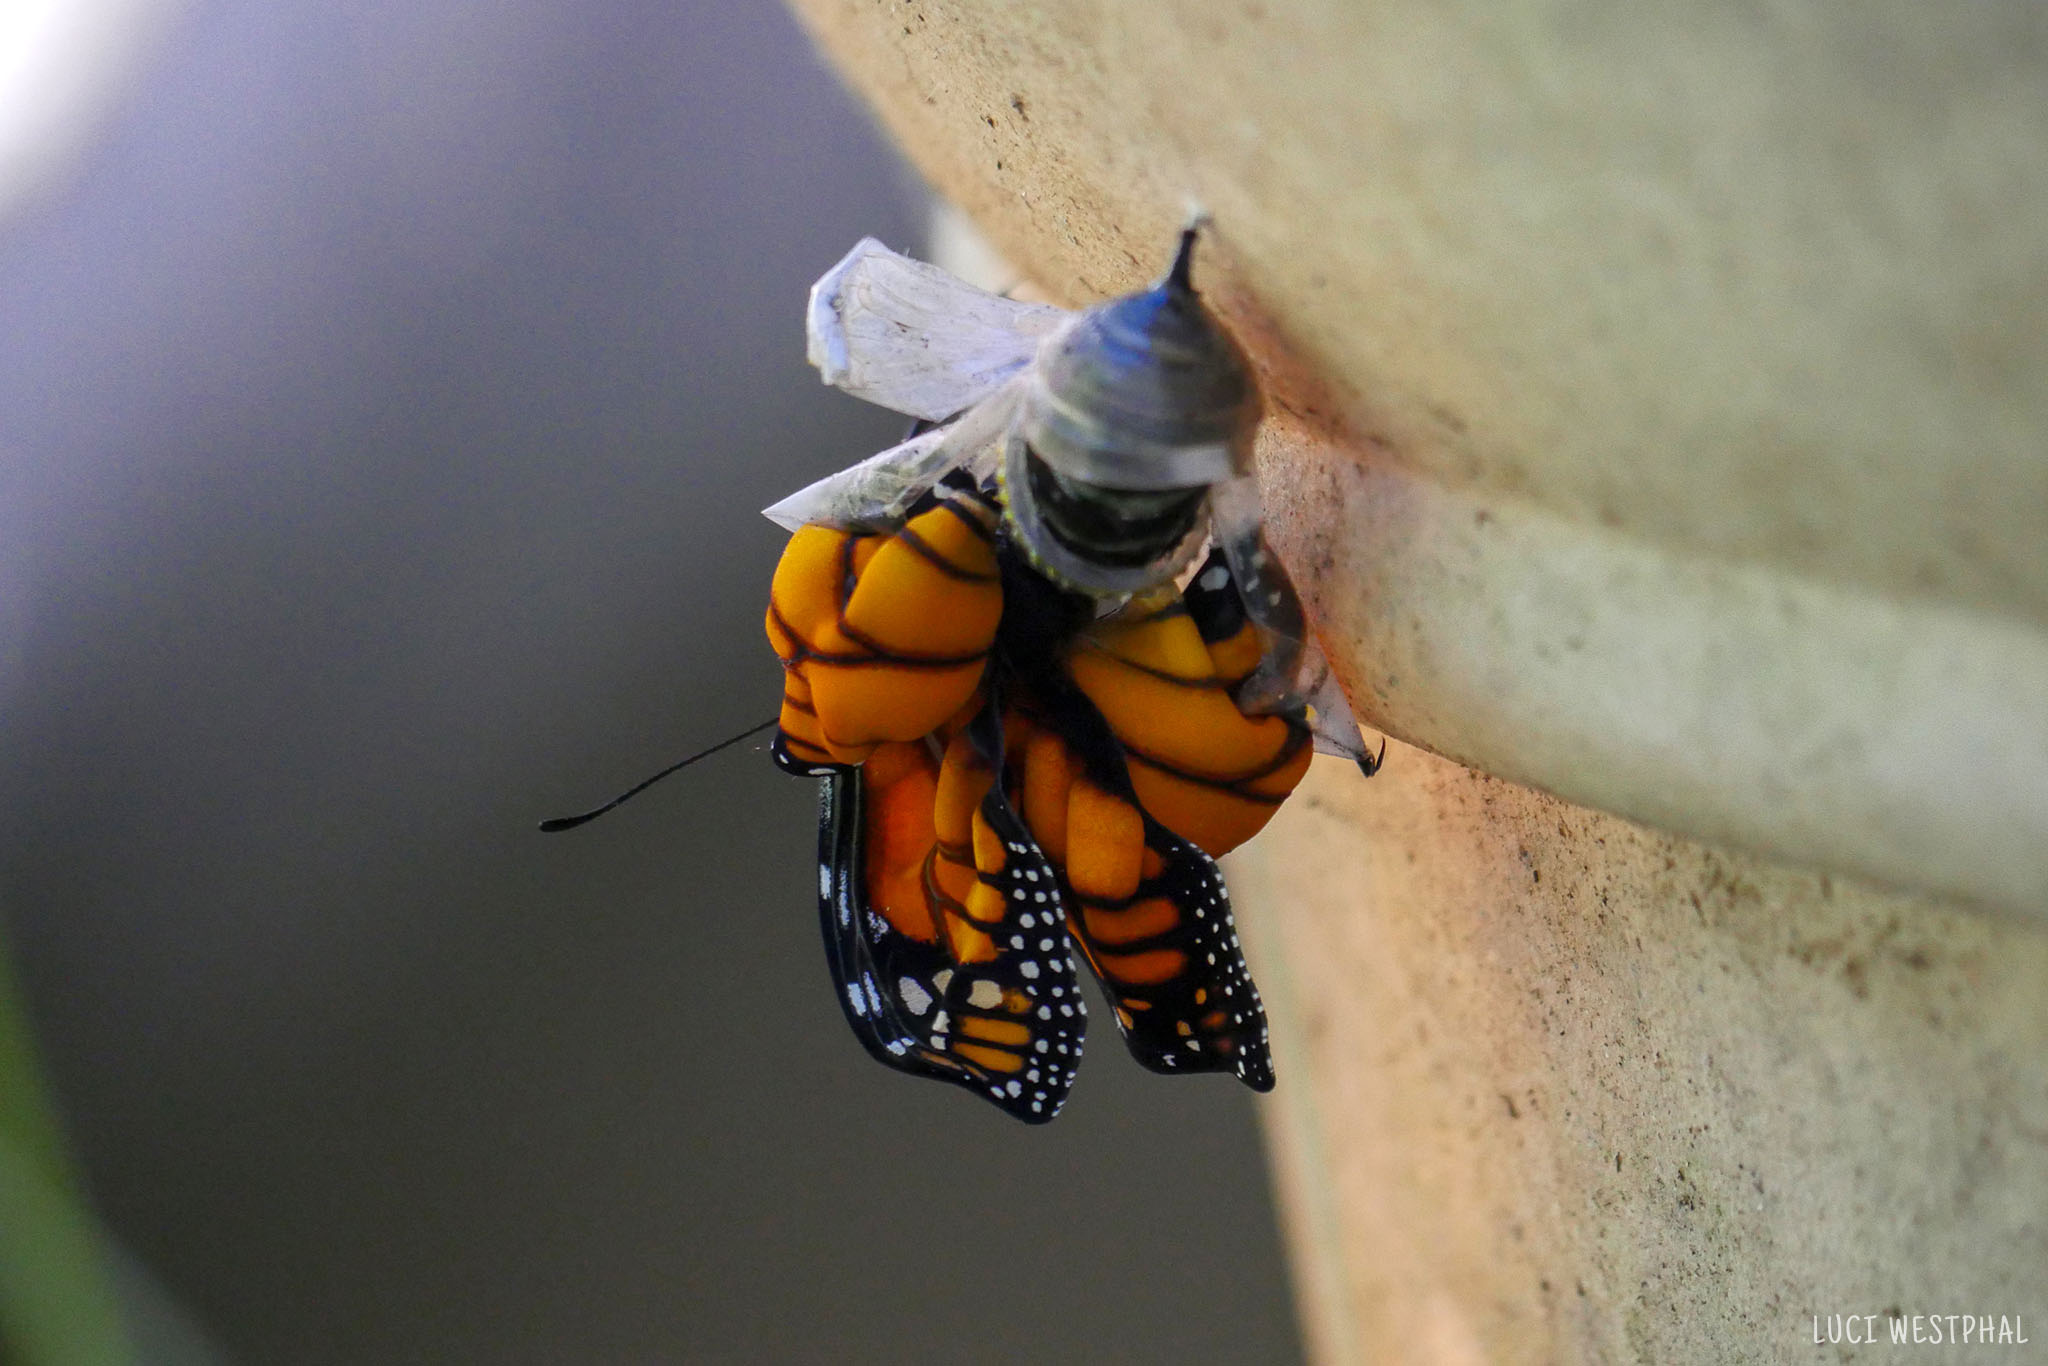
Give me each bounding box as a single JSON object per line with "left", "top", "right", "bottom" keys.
{"left": 764, "top": 223, "right": 1380, "bottom": 1123}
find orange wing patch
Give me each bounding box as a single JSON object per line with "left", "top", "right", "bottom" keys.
{"left": 1064, "top": 587, "right": 1311, "bottom": 857}
{"left": 767, "top": 489, "right": 1003, "bottom": 770}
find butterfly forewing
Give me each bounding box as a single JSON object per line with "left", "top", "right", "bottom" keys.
{"left": 816, "top": 705, "right": 1086, "bottom": 1123}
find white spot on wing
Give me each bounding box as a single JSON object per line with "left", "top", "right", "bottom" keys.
{"left": 897, "top": 976, "right": 933, "bottom": 1016}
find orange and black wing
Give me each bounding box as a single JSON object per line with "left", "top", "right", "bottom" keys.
{"left": 818, "top": 702, "right": 1086, "bottom": 1123}
{"left": 1110, "top": 816, "right": 1273, "bottom": 1090}
{"left": 1001, "top": 738, "right": 1277, "bottom": 1091}
{"left": 766, "top": 482, "right": 1006, "bottom": 773}
{"left": 1002, "top": 546, "right": 1317, "bottom": 1092}
{"left": 1012, "top": 710, "right": 1277, "bottom": 1092}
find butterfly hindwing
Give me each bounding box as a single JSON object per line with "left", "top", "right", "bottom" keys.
{"left": 815, "top": 702, "right": 1085, "bottom": 1123}
{"left": 1053, "top": 800, "right": 1276, "bottom": 1093}
{"left": 1118, "top": 817, "right": 1274, "bottom": 1089}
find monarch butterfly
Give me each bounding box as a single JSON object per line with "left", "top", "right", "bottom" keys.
{"left": 764, "top": 224, "right": 1378, "bottom": 1123}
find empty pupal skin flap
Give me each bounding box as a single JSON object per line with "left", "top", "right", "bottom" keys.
{"left": 762, "top": 379, "right": 1023, "bottom": 533}
{"left": 806, "top": 236, "right": 1066, "bottom": 421}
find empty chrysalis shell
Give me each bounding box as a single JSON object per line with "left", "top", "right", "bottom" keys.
{"left": 772, "top": 220, "right": 1379, "bottom": 768}
{"left": 1004, "top": 228, "right": 1260, "bottom": 595}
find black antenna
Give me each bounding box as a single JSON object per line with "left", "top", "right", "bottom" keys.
{"left": 539, "top": 717, "right": 778, "bottom": 832}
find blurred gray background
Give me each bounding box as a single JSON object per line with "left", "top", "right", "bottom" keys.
{"left": 0, "top": 2, "right": 1303, "bottom": 1360}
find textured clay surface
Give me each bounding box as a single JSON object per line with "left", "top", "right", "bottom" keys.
{"left": 1232, "top": 754, "right": 2048, "bottom": 1364}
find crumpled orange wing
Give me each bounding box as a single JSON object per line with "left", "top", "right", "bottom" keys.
{"left": 767, "top": 484, "right": 1004, "bottom": 772}
{"left": 1063, "top": 559, "right": 1313, "bottom": 860}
